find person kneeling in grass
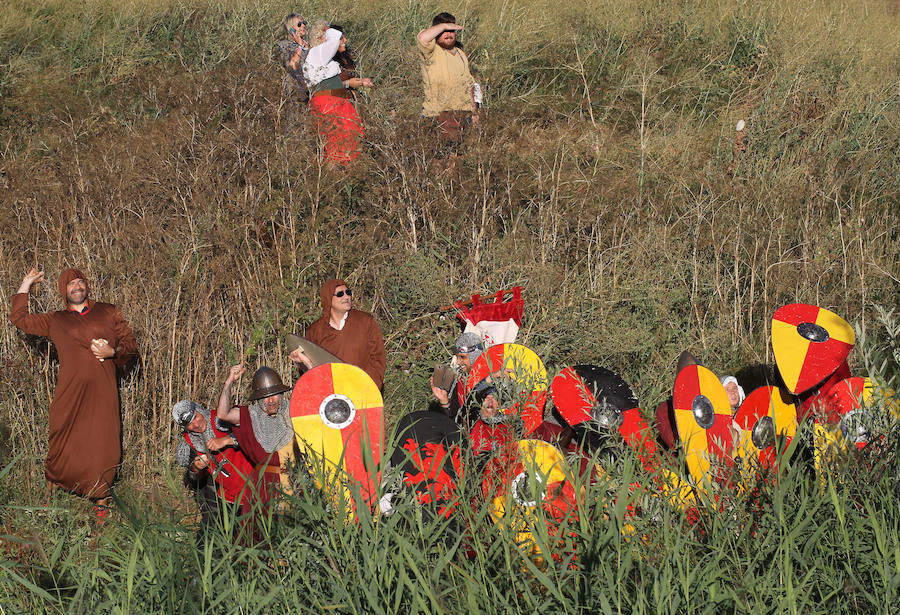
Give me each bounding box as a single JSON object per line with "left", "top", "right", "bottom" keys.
{"left": 173, "top": 400, "right": 253, "bottom": 545}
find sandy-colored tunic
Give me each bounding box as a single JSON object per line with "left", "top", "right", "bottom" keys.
{"left": 10, "top": 294, "right": 136, "bottom": 498}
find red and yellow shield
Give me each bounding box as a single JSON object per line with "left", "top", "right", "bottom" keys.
{"left": 771, "top": 304, "right": 855, "bottom": 395}
{"left": 673, "top": 365, "right": 734, "bottom": 486}
{"left": 733, "top": 386, "right": 797, "bottom": 471}
{"left": 484, "top": 440, "right": 578, "bottom": 558}
{"left": 549, "top": 365, "right": 638, "bottom": 426}
{"left": 466, "top": 344, "right": 548, "bottom": 434}
{"left": 811, "top": 377, "right": 900, "bottom": 484}
{"left": 290, "top": 363, "right": 383, "bottom": 507}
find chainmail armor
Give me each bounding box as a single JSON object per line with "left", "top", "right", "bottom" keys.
{"left": 248, "top": 394, "right": 294, "bottom": 453}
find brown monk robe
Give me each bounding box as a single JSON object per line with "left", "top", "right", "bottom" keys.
{"left": 305, "top": 278, "right": 386, "bottom": 388}
{"left": 9, "top": 268, "right": 137, "bottom": 498}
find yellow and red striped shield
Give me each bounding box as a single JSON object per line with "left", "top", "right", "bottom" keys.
{"left": 733, "top": 386, "right": 797, "bottom": 471}
{"left": 290, "top": 363, "right": 383, "bottom": 507}
{"left": 467, "top": 344, "right": 548, "bottom": 434}
{"left": 673, "top": 365, "right": 734, "bottom": 486}
{"left": 771, "top": 304, "right": 855, "bottom": 395}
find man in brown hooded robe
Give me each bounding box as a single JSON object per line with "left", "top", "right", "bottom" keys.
{"left": 9, "top": 267, "right": 137, "bottom": 507}
{"left": 302, "top": 279, "right": 386, "bottom": 389}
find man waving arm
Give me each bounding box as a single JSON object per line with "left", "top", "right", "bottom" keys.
{"left": 9, "top": 268, "right": 52, "bottom": 336}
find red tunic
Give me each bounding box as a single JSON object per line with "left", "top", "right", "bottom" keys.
{"left": 231, "top": 405, "right": 283, "bottom": 506}
{"left": 10, "top": 293, "right": 136, "bottom": 498}
{"left": 183, "top": 410, "right": 254, "bottom": 506}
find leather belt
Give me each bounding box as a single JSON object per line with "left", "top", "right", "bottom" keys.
{"left": 311, "top": 88, "right": 351, "bottom": 100}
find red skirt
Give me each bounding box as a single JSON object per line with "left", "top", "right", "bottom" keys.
{"left": 310, "top": 94, "right": 363, "bottom": 164}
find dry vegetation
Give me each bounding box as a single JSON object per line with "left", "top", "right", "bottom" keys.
{"left": 0, "top": 0, "right": 899, "bottom": 608}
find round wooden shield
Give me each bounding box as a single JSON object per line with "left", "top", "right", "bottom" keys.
{"left": 466, "top": 344, "right": 549, "bottom": 434}
{"left": 483, "top": 440, "right": 577, "bottom": 554}
{"left": 389, "top": 411, "right": 464, "bottom": 518}
{"left": 673, "top": 364, "right": 734, "bottom": 485}
{"left": 772, "top": 304, "right": 855, "bottom": 395}
{"left": 821, "top": 376, "right": 872, "bottom": 428}
{"left": 550, "top": 365, "right": 638, "bottom": 428}
{"left": 812, "top": 377, "right": 873, "bottom": 480}
{"left": 290, "top": 363, "right": 383, "bottom": 506}
{"left": 733, "top": 386, "right": 798, "bottom": 469}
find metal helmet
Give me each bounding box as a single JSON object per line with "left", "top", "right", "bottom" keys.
{"left": 248, "top": 366, "right": 291, "bottom": 401}
{"left": 172, "top": 399, "right": 203, "bottom": 429}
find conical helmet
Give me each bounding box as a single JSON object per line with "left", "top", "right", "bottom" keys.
{"left": 248, "top": 366, "right": 291, "bottom": 401}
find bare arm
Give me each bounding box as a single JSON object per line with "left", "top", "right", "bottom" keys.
{"left": 417, "top": 23, "right": 462, "bottom": 46}
{"left": 217, "top": 365, "right": 245, "bottom": 424}
{"left": 288, "top": 45, "right": 305, "bottom": 70}
{"left": 344, "top": 77, "right": 374, "bottom": 89}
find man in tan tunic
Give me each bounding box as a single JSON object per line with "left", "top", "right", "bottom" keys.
{"left": 417, "top": 12, "right": 478, "bottom": 148}
{"left": 9, "top": 267, "right": 136, "bottom": 512}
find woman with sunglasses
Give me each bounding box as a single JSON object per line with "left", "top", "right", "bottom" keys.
{"left": 303, "top": 21, "right": 374, "bottom": 164}
{"left": 275, "top": 13, "right": 310, "bottom": 125}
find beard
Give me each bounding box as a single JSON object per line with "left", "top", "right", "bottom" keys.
{"left": 248, "top": 394, "right": 294, "bottom": 453}
{"left": 67, "top": 288, "right": 87, "bottom": 304}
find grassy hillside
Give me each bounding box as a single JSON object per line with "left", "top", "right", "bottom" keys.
{"left": 1, "top": 0, "right": 899, "bottom": 611}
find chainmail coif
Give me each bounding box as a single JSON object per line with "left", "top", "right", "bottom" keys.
{"left": 248, "top": 393, "right": 294, "bottom": 453}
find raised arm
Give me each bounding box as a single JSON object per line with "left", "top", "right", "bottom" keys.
{"left": 216, "top": 365, "right": 246, "bottom": 424}
{"left": 9, "top": 268, "right": 52, "bottom": 337}
{"left": 417, "top": 22, "right": 463, "bottom": 46}
{"left": 305, "top": 28, "right": 342, "bottom": 70}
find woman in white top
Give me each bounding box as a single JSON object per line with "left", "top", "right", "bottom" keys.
{"left": 303, "top": 21, "right": 373, "bottom": 164}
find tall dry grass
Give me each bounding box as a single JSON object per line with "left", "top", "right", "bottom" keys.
{"left": 0, "top": 0, "right": 897, "bottom": 516}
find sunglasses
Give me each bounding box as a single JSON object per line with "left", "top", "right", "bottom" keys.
{"left": 334, "top": 289, "right": 352, "bottom": 298}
